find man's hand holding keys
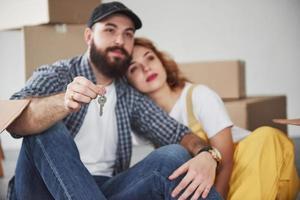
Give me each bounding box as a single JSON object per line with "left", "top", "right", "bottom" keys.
{"left": 64, "top": 76, "right": 106, "bottom": 113}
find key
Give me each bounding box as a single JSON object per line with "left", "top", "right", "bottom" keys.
{"left": 98, "top": 95, "right": 107, "bottom": 116}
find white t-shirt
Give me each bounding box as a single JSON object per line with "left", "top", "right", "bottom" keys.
{"left": 74, "top": 82, "right": 118, "bottom": 177}
{"left": 169, "top": 83, "right": 250, "bottom": 142}
{"left": 132, "top": 83, "right": 250, "bottom": 145}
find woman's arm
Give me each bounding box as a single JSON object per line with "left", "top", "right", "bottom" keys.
{"left": 209, "top": 127, "right": 234, "bottom": 199}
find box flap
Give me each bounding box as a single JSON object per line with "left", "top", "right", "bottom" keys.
{"left": 0, "top": 100, "right": 30, "bottom": 133}
{"left": 273, "top": 118, "right": 300, "bottom": 126}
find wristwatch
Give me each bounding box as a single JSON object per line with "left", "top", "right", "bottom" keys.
{"left": 197, "top": 146, "right": 222, "bottom": 165}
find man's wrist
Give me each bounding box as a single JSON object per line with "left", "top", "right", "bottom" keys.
{"left": 180, "top": 133, "right": 209, "bottom": 157}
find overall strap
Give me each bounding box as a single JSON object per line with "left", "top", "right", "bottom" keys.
{"left": 186, "top": 85, "right": 209, "bottom": 142}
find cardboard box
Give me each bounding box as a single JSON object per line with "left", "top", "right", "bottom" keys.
{"left": 224, "top": 96, "right": 287, "bottom": 133}
{"left": 0, "top": 100, "right": 29, "bottom": 176}
{"left": 0, "top": 0, "right": 100, "bottom": 30}
{"left": 0, "top": 24, "right": 87, "bottom": 80}
{"left": 179, "top": 61, "right": 246, "bottom": 99}
{"left": 0, "top": 100, "right": 30, "bottom": 133}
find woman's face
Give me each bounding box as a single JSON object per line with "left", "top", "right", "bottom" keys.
{"left": 126, "top": 45, "right": 167, "bottom": 94}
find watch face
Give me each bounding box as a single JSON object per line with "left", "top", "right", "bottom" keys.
{"left": 210, "top": 147, "right": 222, "bottom": 163}
{"left": 197, "top": 146, "right": 222, "bottom": 164}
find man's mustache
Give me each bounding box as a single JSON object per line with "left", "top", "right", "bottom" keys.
{"left": 105, "top": 46, "right": 129, "bottom": 57}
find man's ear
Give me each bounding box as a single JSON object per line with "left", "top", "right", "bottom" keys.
{"left": 84, "top": 27, "right": 93, "bottom": 46}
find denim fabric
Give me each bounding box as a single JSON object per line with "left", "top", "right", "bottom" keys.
{"left": 9, "top": 123, "right": 222, "bottom": 200}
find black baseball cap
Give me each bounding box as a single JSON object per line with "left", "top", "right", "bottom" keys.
{"left": 87, "top": 1, "right": 142, "bottom": 30}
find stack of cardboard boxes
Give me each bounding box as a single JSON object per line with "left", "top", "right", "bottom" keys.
{"left": 0, "top": 0, "right": 101, "bottom": 177}
{"left": 0, "top": 0, "right": 101, "bottom": 80}
{"left": 179, "top": 61, "right": 287, "bottom": 133}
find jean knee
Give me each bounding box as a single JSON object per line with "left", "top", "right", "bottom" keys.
{"left": 148, "top": 144, "right": 191, "bottom": 168}
{"left": 23, "top": 122, "right": 77, "bottom": 155}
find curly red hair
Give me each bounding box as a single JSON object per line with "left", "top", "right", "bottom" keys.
{"left": 134, "top": 37, "right": 188, "bottom": 90}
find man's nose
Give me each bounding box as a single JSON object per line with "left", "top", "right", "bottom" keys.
{"left": 114, "top": 34, "right": 125, "bottom": 46}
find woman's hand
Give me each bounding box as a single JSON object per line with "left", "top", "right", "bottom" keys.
{"left": 169, "top": 152, "right": 217, "bottom": 200}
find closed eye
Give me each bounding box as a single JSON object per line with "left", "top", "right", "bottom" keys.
{"left": 129, "top": 65, "right": 137, "bottom": 74}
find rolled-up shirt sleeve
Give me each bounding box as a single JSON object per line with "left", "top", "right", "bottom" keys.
{"left": 8, "top": 64, "right": 71, "bottom": 138}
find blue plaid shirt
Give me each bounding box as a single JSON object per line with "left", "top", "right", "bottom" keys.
{"left": 10, "top": 53, "right": 189, "bottom": 174}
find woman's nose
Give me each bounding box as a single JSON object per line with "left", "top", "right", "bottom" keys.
{"left": 141, "top": 63, "right": 150, "bottom": 72}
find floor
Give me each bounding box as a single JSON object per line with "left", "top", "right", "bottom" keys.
{"left": 0, "top": 139, "right": 300, "bottom": 199}
{"left": 0, "top": 150, "right": 17, "bottom": 199}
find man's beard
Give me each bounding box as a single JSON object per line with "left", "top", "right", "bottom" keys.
{"left": 89, "top": 41, "right": 131, "bottom": 79}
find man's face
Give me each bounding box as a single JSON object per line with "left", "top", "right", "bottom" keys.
{"left": 87, "top": 14, "right": 135, "bottom": 78}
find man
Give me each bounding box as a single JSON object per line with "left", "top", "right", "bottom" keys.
{"left": 7, "top": 2, "right": 222, "bottom": 200}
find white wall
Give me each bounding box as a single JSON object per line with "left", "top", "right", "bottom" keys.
{"left": 104, "top": 0, "right": 300, "bottom": 137}
{"left": 1, "top": 0, "right": 300, "bottom": 150}
{"left": 0, "top": 30, "right": 24, "bottom": 150}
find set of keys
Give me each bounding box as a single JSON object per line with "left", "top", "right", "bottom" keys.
{"left": 97, "top": 94, "right": 107, "bottom": 116}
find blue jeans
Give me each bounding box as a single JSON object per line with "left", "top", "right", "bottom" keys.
{"left": 9, "top": 122, "right": 222, "bottom": 200}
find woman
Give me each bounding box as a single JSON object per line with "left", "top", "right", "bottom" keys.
{"left": 126, "top": 37, "right": 299, "bottom": 199}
